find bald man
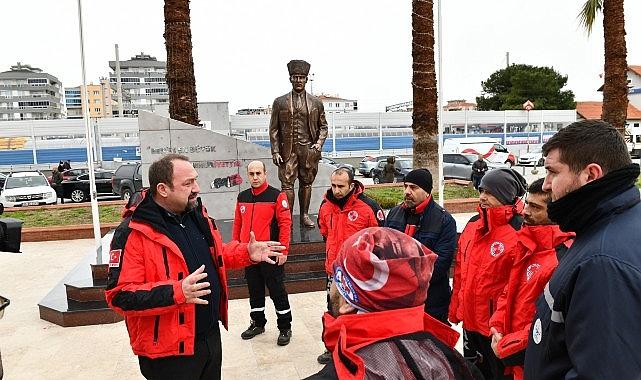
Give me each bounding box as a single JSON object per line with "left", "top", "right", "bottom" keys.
{"left": 232, "top": 161, "right": 293, "bottom": 346}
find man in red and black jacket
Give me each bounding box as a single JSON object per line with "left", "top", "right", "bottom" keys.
{"left": 232, "top": 160, "right": 293, "bottom": 346}
{"left": 449, "top": 168, "right": 527, "bottom": 380}
{"left": 316, "top": 167, "right": 385, "bottom": 364}
{"left": 489, "top": 178, "right": 574, "bottom": 380}
{"left": 105, "top": 154, "right": 284, "bottom": 380}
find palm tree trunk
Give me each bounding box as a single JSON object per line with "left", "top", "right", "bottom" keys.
{"left": 412, "top": 0, "right": 439, "bottom": 179}
{"left": 601, "top": 0, "right": 628, "bottom": 135}
{"left": 164, "top": 0, "right": 199, "bottom": 126}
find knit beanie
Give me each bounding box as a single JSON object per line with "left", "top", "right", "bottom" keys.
{"left": 479, "top": 168, "right": 527, "bottom": 205}
{"left": 403, "top": 169, "right": 433, "bottom": 193}
{"left": 332, "top": 227, "right": 437, "bottom": 312}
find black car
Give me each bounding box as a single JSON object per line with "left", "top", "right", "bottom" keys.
{"left": 372, "top": 158, "right": 413, "bottom": 184}
{"left": 112, "top": 163, "right": 144, "bottom": 201}
{"left": 61, "top": 170, "right": 116, "bottom": 203}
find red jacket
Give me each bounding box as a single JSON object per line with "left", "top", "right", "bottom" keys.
{"left": 448, "top": 202, "right": 524, "bottom": 335}
{"left": 489, "top": 225, "right": 574, "bottom": 380}
{"left": 232, "top": 181, "right": 291, "bottom": 254}
{"left": 105, "top": 191, "right": 251, "bottom": 359}
{"left": 317, "top": 306, "right": 464, "bottom": 379}
{"left": 317, "top": 181, "right": 385, "bottom": 275}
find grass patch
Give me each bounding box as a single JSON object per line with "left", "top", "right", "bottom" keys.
{"left": 365, "top": 184, "right": 478, "bottom": 209}
{"left": 637, "top": 175, "right": 641, "bottom": 188}
{"left": 3, "top": 205, "right": 124, "bottom": 228}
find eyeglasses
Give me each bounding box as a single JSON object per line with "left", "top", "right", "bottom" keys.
{"left": 0, "top": 295, "right": 9, "bottom": 319}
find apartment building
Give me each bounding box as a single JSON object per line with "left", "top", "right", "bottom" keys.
{"left": 0, "top": 62, "right": 65, "bottom": 120}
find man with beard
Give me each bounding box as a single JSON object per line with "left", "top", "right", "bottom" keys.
{"left": 449, "top": 168, "right": 527, "bottom": 380}
{"left": 106, "top": 154, "right": 285, "bottom": 380}
{"left": 385, "top": 168, "right": 457, "bottom": 323}
{"left": 488, "top": 178, "right": 574, "bottom": 380}
{"left": 316, "top": 167, "right": 385, "bottom": 364}
{"left": 523, "top": 120, "right": 641, "bottom": 379}
{"left": 304, "top": 227, "right": 480, "bottom": 380}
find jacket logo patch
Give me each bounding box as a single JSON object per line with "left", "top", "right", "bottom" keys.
{"left": 282, "top": 199, "right": 289, "bottom": 209}
{"left": 109, "top": 249, "right": 122, "bottom": 268}
{"left": 526, "top": 263, "right": 541, "bottom": 281}
{"left": 348, "top": 210, "right": 359, "bottom": 222}
{"left": 490, "top": 241, "right": 505, "bottom": 257}
{"left": 376, "top": 209, "right": 384, "bottom": 221}
{"left": 532, "top": 318, "right": 542, "bottom": 344}
{"left": 240, "top": 205, "right": 246, "bottom": 214}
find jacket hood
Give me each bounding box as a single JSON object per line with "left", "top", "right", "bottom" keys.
{"left": 517, "top": 224, "right": 574, "bottom": 258}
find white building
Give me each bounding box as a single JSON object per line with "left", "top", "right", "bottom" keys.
{"left": 108, "top": 52, "right": 168, "bottom": 117}
{"left": 317, "top": 94, "right": 358, "bottom": 113}
{"left": 0, "top": 63, "right": 65, "bottom": 121}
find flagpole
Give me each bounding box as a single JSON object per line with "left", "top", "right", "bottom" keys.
{"left": 76, "top": 0, "right": 103, "bottom": 262}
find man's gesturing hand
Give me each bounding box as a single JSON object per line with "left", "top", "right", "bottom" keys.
{"left": 182, "top": 265, "right": 211, "bottom": 304}
{"left": 248, "top": 231, "right": 286, "bottom": 264}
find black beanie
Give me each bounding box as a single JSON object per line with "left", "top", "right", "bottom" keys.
{"left": 403, "top": 169, "right": 433, "bottom": 193}
{"left": 479, "top": 168, "right": 527, "bottom": 205}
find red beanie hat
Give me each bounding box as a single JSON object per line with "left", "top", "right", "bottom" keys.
{"left": 332, "top": 227, "right": 437, "bottom": 312}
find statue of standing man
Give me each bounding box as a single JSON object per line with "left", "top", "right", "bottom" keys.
{"left": 269, "top": 60, "right": 328, "bottom": 228}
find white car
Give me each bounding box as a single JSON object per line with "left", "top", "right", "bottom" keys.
{"left": 518, "top": 149, "right": 545, "bottom": 167}
{"left": 0, "top": 172, "right": 57, "bottom": 207}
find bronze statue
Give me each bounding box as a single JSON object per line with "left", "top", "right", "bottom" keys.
{"left": 269, "top": 60, "right": 328, "bottom": 227}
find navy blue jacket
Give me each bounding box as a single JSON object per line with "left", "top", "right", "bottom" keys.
{"left": 524, "top": 186, "right": 641, "bottom": 379}
{"left": 385, "top": 198, "right": 457, "bottom": 319}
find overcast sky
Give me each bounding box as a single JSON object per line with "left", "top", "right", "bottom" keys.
{"left": 3, "top": 0, "right": 640, "bottom": 113}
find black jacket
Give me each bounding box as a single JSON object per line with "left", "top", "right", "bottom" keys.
{"left": 385, "top": 199, "right": 457, "bottom": 319}
{"left": 524, "top": 186, "right": 641, "bottom": 379}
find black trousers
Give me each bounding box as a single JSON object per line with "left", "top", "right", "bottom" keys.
{"left": 464, "top": 329, "right": 512, "bottom": 380}
{"left": 245, "top": 262, "right": 292, "bottom": 330}
{"left": 138, "top": 327, "right": 222, "bottom": 380}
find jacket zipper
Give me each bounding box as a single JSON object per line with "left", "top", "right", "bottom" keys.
{"left": 153, "top": 315, "right": 160, "bottom": 344}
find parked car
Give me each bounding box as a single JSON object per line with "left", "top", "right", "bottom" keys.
{"left": 443, "top": 153, "right": 509, "bottom": 180}
{"left": 61, "top": 170, "right": 116, "bottom": 203}
{"left": 518, "top": 148, "right": 545, "bottom": 167}
{"left": 47, "top": 168, "right": 88, "bottom": 184}
{"left": 320, "top": 157, "right": 355, "bottom": 174}
{"left": 372, "top": 158, "right": 413, "bottom": 184}
{"left": 0, "top": 171, "right": 57, "bottom": 207}
{"left": 358, "top": 155, "right": 401, "bottom": 177}
{"left": 0, "top": 173, "right": 6, "bottom": 190}
{"left": 112, "top": 163, "right": 144, "bottom": 201}
{"left": 443, "top": 137, "right": 516, "bottom": 167}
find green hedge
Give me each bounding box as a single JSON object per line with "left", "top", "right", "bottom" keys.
{"left": 3, "top": 205, "right": 123, "bottom": 228}
{"left": 364, "top": 184, "right": 478, "bottom": 209}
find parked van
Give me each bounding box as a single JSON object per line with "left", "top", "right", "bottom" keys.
{"left": 627, "top": 125, "right": 641, "bottom": 158}
{"left": 443, "top": 137, "right": 516, "bottom": 166}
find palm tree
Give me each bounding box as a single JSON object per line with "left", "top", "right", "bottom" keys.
{"left": 411, "top": 0, "right": 439, "bottom": 177}
{"left": 164, "top": 0, "right": 199, "bottom": 126}
{"left": 579, "top": 0, "right": 628, "bottom": 135}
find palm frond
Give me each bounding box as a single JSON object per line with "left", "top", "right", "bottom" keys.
{"left": 578, "top": 0, "right": 604, "bottom": 35}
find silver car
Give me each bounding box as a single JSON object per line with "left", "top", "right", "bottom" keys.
{"left": 444, "top": 153, "right": 508, "bottom": 180}
{"left": 358, "top": 155, "right": 401, "bottom": 177}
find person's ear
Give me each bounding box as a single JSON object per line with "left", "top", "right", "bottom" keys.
{"left": 157, "top": 183, "right": 169, "bottom": 197}
{"left": 583, "top": 163, "right": 604, "bottom": 184}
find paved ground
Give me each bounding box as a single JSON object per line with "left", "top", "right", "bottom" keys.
{"left": 0, "top": 228, "right": 474, "bottom": 379}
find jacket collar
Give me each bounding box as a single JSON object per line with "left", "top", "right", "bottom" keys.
{"left": 250, "top": 181, "right": 269, "bottom": 196}
{"left": 477, "top": 198, "right": 524, "bottom": 232}
{"left": 517, "top": 224, "right": 574, "bottom": 256}
{"left": 324, "top": 180, "right": 365, "bottom": 207}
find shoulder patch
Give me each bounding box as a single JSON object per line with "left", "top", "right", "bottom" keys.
{"left": 376, "top": 209, "right": 385, "bottom": 221}
{"left": 281, "top": 198, "right": 289, "bottom": 209}
{"left": 109, "top": 249, "right": 122, "bottom": 268}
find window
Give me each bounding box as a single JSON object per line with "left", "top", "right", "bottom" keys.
{"left": 94, "top": 108, "right": 101, "bottom": 112}
{"left": 28, "top": 78, "right": 48, "bottom": 86}
{"left": 93, "top": 90, "right": 99, "bottom": 95}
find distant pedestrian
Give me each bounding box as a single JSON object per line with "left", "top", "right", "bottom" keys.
{"left": 51, "top": 165, "right": 64, "bottom": 204}
{"left": 471, "top": 154, "right": 488, "bottom": 190}
{"left": 62, "top": 160, "right": 71, "bottom": 171}
{"left": 381, "top": 156, "right": 396, "bottom": 183}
